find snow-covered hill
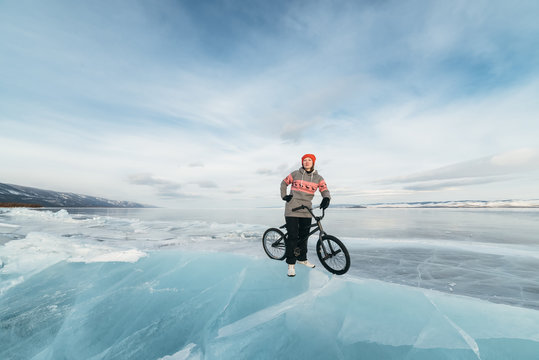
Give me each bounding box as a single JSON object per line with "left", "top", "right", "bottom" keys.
{"left": 0, "top": 182, "right": 149, "bottom": 208}
{"left": 332, "top": 200, "right": 539, "bottom": 208}
{"left": 367, "top": 199, "right": 539, "bottom": 208}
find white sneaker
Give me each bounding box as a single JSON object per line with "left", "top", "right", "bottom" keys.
{"left": 287, "top": 265, "right": 296, "bottom": 277}
{"left": 297, "top": 260, "right": 315, "bottom": 268}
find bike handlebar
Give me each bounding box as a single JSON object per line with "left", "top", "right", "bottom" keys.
{"left": 291, "top": 205, "right": 326, "bottom": 221}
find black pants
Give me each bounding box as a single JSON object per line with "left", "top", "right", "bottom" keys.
{"left": 285, "top": 216, "right": 312, "bottom": 265}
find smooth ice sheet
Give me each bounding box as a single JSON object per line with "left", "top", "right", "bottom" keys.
{"left": 1, "top": 251, "right": 539, "bottom": 360}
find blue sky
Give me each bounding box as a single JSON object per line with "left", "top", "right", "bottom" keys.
{"left": 1, "top": 0, "right": 539, "bottom": 208}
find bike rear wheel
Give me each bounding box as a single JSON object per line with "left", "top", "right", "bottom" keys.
{"left": 262, "top": 228, "right": 286, "bottom": 260}
{"left": 316, "top": 235, "right": 350, "bottom": 275}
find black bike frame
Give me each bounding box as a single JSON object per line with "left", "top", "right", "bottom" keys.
{"left": 280, "top": 206, "right": 327, "bottom": 245}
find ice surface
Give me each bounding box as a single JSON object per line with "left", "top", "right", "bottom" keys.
{"left": 1, "top": 207, "right": 539, "bottom": 359}
{"left": 0, "top": 222, "right": 20, "bottom": 228}
{"left": 1, "top": 251, "right": 539, "bottom": 360}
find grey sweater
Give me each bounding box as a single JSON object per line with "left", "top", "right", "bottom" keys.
{"left": 280, "top": 167, "right": 331, "bottom": 218}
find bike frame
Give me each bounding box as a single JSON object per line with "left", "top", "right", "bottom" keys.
{"left": 279, "top": 206, "right": 327, "bottom": 245}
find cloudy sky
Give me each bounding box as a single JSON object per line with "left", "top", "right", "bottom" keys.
{"left": 1, "top": 0, "right": 538, "bottom": 208}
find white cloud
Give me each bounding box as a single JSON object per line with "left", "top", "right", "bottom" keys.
{"left": 2, "top": 1, "right": 539, "bottom": 207}
{"left": 190, "top": 180, "right": 218, "bottom": 189}
{"left": 379, "top": 148, "right": 539, "bottom": 185}
{"left": 402, "top": 176, "right": 512, "bottom": 192}
{"left": 491, "top": 148, "right": 539, "bottom": 167}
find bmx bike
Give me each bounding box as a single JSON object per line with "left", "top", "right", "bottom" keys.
{"left": 262, "top": 205, "right": 350, "bottom": 275}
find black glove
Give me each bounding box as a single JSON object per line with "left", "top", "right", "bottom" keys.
{"left": 320, "top": 197, "right": 330, "bottom": 209}
{"left": 282, "top": 195, "right": 293, "bottom": 202}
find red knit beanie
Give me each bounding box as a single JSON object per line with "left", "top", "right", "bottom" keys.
{"left": 302, "top": 154, "right": 316, "bottom": 166}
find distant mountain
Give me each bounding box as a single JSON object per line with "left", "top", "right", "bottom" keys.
{"left": 264, "top": 200, "right": 539, "bottom": 210}
{"left": 0, "top": 182, "right": 151, "bottom": 208}
{"left": 330, "top": 204, "right": 367, "bottom": 208}
{"left": 330, "top": 200, "right": 539, "bottom": 208}
{"left": 366, "top": 199, "right": 539, "bottom": 208}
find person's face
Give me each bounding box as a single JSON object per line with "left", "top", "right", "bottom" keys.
{"left": 302, "top": 157, "right": 313, "bottom": 171}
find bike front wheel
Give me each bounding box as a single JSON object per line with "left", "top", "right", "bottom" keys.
{"left": 262, "top": 228, "right": 286, "bottom": 260}
{"left": 316, "top": 235, "right": 350, "bottom": 275}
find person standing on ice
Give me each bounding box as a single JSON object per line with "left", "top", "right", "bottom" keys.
{"left": 281, "top": 154, "right": 331, "bottom": 277}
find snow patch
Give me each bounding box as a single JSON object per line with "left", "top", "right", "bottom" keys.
{"left": 73, "top": 249, "right": 147, "bottom": 263}
{"left": 158, "top": 343, "right": 200, "bottom": 360}
{"left": 1, "top": 232, "right": 147, "bottom": 279}
{"left": 0, "top": 222, "right": 19, "bottom": 228}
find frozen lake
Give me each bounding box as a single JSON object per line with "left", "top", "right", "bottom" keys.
{"left": 1, "top": 207, "right": 539, "bottom": 359}
{"left": 2, "top": 207, "right": 539, "bottom": 308}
